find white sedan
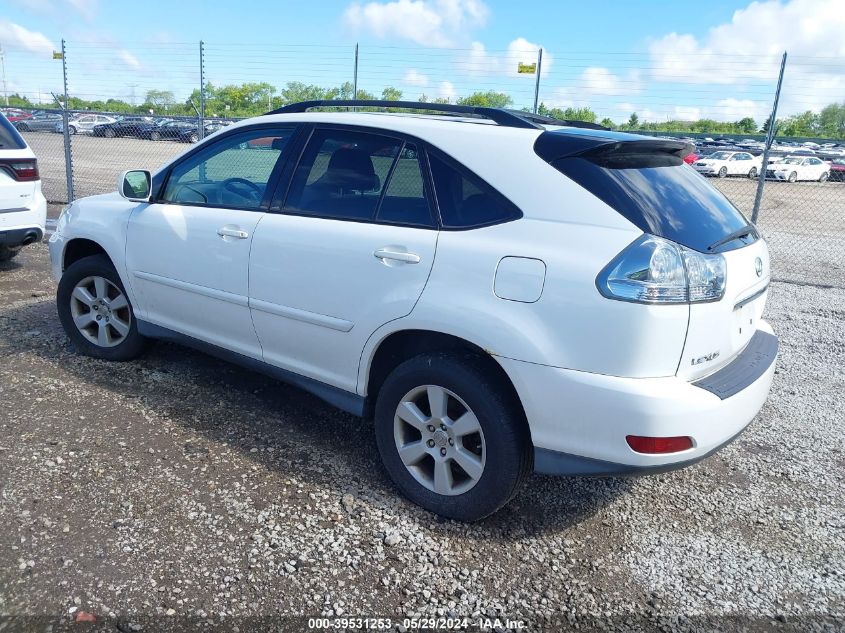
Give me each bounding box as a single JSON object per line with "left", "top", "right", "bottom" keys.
{"left": 765, "top": 156, "right": 830, "bottom": 182}
{"left": 692, "top": 151, "right": 762, "bottom": 178}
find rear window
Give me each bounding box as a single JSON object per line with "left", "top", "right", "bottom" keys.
{"left": 550, "top": 153, "right": 753, "bottom": 253}
{"left": 0, "top": 114, "right": 27, "bottom": 150}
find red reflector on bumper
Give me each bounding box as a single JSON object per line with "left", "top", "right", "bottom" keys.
{"left": 626, "top": 435, "right": 693, "bottom": 454}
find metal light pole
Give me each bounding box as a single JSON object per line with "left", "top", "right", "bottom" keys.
{"left": 353, "top": 43, "right": 359, "bottom": 100}
{"left": 751, "top": 51, "right": 787, "bottom": 225}
{"left": 199, "top": 40, "right": 206, "bottom": 139}
{"left": 533, "top": 48, "right": 543, "bottom": 114}
{"left": 0, "top": 42, "right": 8, "bottom": 106}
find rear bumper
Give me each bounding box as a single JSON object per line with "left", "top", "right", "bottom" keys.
{"left": 0, "top": 226, "right": 43, "bottom": 247}
{"left": 497, "top": 320, "right": 778, "bottom": 476}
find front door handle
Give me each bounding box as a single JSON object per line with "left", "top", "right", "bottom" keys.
{"left": 373, "top": 248, "right": 421, "bottom": 264}
{"left": 217, "top": 227, "right": 249, "bottom": 239}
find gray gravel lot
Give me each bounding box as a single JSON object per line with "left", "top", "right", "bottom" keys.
{"left": 1, "top": 236, "right": 843, "bottom": 630}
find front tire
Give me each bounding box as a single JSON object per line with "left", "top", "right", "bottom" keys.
{"left": 68, "top": 125, "right": 77, "bottom": 135}
{"left": 819, "top": 172, "right": 829, "bottom": 182}
{"left": 57, "top": 255, "right": 148, "bottom": 361}
{"left": 718, "top": 166, "right": 728, "bottom": 178}
{"left": 748, "top": 167, "right": 758, "bottom": 179}
{"left": 104, "top": 128, "right": 116, "bottom": 138}
{"left": 788, "top": 171, "right": 797, "bottom": 183}
{"left": 374, "top": 352, "right": 531, "bottom": 521}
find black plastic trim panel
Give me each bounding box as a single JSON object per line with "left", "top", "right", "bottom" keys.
{"left": 693, "top": 330, "right": 778, "bottom": 400}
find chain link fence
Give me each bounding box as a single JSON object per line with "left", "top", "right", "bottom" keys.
{"left": 4, "top": 41, "right": 843, "bottom": 287}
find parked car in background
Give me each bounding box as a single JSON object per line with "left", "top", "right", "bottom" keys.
{"left": 48, "top": 100, "right": 778, "bottom": 520}
{"left": 141, "top": 120, "right": 219, "bottom": 143}
{"left": 683, "top": 152, "right": 699, "bottom": 165}
{"left": 92, "top": 117, "right": 152, "bottom": 138}
{"left": 0, "top": 109, "right": 33, "bottom": 123}
{"left": 828, "top": 158, "right": 845, "bottom": 182}
{"left": 56, "top": 114, "right": 118, "bottom": 135}
{"left": 766, "top": 156, "right": 830, "bottom": 182}
{"left": 692, "top": 151, "right": 762, "bottom": 178}
{"left": 13, "top": 111, "right": 63, "bottom": 132}
{"left": 0, "top": 113, "right": 47, "bottom": 262}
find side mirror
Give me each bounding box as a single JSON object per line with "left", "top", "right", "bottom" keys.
{"left": 119, "top": 169, "right": 152, "bottom": 202}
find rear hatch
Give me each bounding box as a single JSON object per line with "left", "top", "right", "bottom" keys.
{"left": 0, "top": 115, "right": 38, "bottom": 222}
{"left": 536, "top": 128, "right": 770, "bottom": 379}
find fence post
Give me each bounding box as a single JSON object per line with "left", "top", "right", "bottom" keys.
{"left": 533, "top": 48, "right": 543, "bottom": 114}
{"left": 199, "top": 40, "right": 206, "bottom": 140}
{"left": 61, "top": 39, "right": 74, "bottom": 202}
{"left": 353, "top": 43, "right": 359, "bottom": 100}
{"left": 752, "top": 51, "right": 787, "bottom": 225}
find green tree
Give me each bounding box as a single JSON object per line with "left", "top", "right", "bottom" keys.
{"left": 456, "top": 91, "right": 512, "bottom": 108}
{"left": 145, "top": 89, "right": 175, "bottom": 109}
{"left": 381, "top": 86, "right": 402, "bottom": 101}
{"left": 600, "top": 117, "right": 615, "bottom": 129}
{"left": 627, "top": 112, "right": 640, "bottom": 128}
{"left": 736, "top": 117, "right": 757, "bottom": 134}
{"left": 818, "top": 102, "right": 845, "bottom": 138}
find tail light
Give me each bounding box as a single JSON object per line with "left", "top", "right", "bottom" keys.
{"left": 596, "top": 235, "right": 726, "bottom": 304}
{"left": 0, "top": 159, "right": 39, "bottom": 182}
{"left": 626, "top": 435, "right": 694, "bottom": 454}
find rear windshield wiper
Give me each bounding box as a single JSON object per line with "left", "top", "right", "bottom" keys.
{"left": 707, "top": 224, "right": 755, "bottom": 252}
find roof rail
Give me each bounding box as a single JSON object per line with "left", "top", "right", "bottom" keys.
{"left": 504, "top": 109, "right": 609, "bottom": 131}
{"left": 264, "top": 100, "right": 544, "bottom": 130}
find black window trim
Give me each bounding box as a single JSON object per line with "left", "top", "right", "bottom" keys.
{"left": 423, "top": 146, "right": 524, "bottom": 231}
{"left": 153, "top": 122, "right": 304, "bottom": 213}
{"left": 274, "top": 123, "right": 439, "bottom": 230}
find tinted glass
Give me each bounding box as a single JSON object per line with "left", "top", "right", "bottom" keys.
{"left": 428, "top": 153, "right": 522, "bottom": 228}
{"left": 0, "top": 114, "right": 27, "bottom": 149}
{"left": 162, "top": 128, "right": 295, "bottom": 208}
{"left": 551, "top": 156, "right": 752, "bottom": 253}
{"left": 286, "top": 129, "right": 401, "bottom": 221}
{"left": 377, "top": 143, "right": 433, "bottom": 226}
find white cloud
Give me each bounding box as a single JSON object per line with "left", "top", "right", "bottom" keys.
{"left": 546, "top": 67, "right": 642, "bottom": 111}
{"left": 462, "top": 37, "right": 551, "bottom": 78}
{"left": 344, "top": 0, "right": 488, "bottom": 47}
{"left": 0, "top": 20, "right": 56, "bottom": 56}
{"left": 118, "top": 50, "right": 142, "bottom": 71}
{"left": 437, "top": 80, "right": 456, "bottom": 101}
{"left": 66, "top": 0, "right": 97, "bottom": 20}
{"left": 403, "top": 69, "right": 429, "bottom": 87}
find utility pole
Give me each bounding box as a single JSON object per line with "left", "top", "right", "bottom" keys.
{"left": 751, "top": 51, "right": 787, "bottom": 225}
{"left": 127, "top": 83, "right": 139, "bottom": 106}
{"left": 533, "top": 48, "right": 543, "bottom": 114}
{"left": 199, "top": 40, "right": 205, "bottom": 139}
{"left": 0, "top": 42, "right": 8, "bottom": 107}
{"left": 353, "top": 43, "right": 359, "bottom": 100}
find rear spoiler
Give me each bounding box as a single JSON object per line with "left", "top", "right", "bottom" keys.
{"left": 534, "top": 131, "right": 694, "bottom": 164}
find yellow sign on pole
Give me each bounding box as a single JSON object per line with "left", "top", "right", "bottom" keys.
{"left": 517, "top": 62, "right": 536, "bottom": 74}
{"left": 53, "top": 51, "right": 64, "bottom": 60}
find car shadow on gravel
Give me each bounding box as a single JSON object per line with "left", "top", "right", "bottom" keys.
{"left": 3, "top": 298, "right": 631, "bottom": 534}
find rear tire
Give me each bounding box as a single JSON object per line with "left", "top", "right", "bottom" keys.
{"left": 150, "top": 131, "right": 161, "bottom": 141}
{"left": 0, "top": 245, "right": 22, "bottom": 262}
{"left": 819, "top": 172, "right": 829, "bottom": 183}
{"left": 718, "top": 166, "right": 728, "bottom": 178}
{"left": 57, "top": 255, "right": 148, "bottom": 361}
{"left": 188, "top": 133, "right": 199, "bottom": 143}
{"left": 748, "top": 167, "right": 758, "bottom": 179}
{"left": 68, "top": 125, "right": 77, "bottom": 135}
{"left": 374, "top": 352, "right": 531, "bottom": 521}
{"left": 104, "top": 128, "right": 116, "bottom": 138}
{"left": 788, "top": 171, "right": 797, "bottom": 183}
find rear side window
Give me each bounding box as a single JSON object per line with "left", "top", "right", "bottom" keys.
{"left": 0, "top": 114, "right": 27, "bottom": 150}
{"left": 428, "top": 153, "right": 522, "bottom": 229}
{"left": 549, "top": 152, "right": 752, "bottom": 253}
{"left": 286, "top": 129, "right": 401, "bottom": 221}
{"left": 377, "top": 144, "right": 433, "bottom": 227}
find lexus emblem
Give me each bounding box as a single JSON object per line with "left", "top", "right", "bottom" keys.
{"left": 755, "top": 257, "right": 763, "bottom": 277}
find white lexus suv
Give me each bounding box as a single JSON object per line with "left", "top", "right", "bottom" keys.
{"left": 1, "top": 113, "right": 47, "bottom": 262}
{"left": 49, "top": 101, "right": 778, "bottom": 520}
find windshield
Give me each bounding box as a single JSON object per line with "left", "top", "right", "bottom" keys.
{"left": 782, "top": 158, "right": 802, "bottom": 165}
{"left": 0, "top": 114, "right": 27, "bottom": 149}
{"left": 709, "top": 151, "right": 733, "bottom": 160}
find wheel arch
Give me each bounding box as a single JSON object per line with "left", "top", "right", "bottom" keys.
{"left": 362, "top": 328, "right": 529, "bottom": 433}
{"left": 62, "top": 238, "right": 111, "bottom": 272}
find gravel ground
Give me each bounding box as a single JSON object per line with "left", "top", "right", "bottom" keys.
{"left": 0, "top": 237, "right": 843, "bottom": 631}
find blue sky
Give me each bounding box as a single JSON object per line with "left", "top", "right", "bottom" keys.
{"left": 1, "top": 0, "right": 843, "bottom": 122}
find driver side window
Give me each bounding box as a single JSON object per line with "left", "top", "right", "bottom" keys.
{"left": 161, "top": 127, "right": 296, "bottom": 209}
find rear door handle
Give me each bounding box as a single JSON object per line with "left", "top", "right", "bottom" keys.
{"left": 217, "top": 227, "right": 249, "bottom": 239}
{"left": 373, "top": 248, "right": 421, "bottom": 264}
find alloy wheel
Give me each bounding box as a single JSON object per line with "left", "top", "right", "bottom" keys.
{"left": 69, "top": 276, "right": 131, "bottom": 348}
{"left": 393, "top": 385, "right": 486, "bottom": 496}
